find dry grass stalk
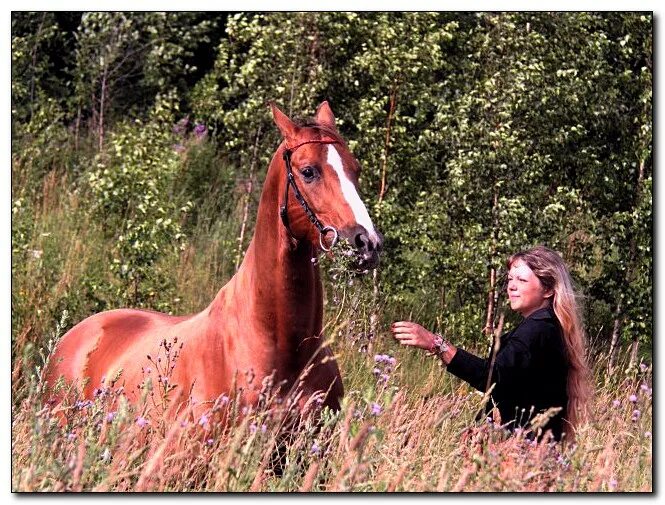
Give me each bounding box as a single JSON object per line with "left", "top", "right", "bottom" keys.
{"left": 452, "top": 464, "right": 476, "bottom": 492}
{"left": 135, "top": 417, "right": 185, "bottom": 491}
{"left": 336, "top": 401, "right": 355, "bottom": 457}
{"left": 70, "top": 436, "right": 86, "bottom": 491}
{"left": 387, "top": 465, "right": 407, "bottom": 492}
{"left": 299, "top": 461, "right": 320, "bottom": 492}
{"left": 436, "top": 461, "right": 448, "bottom": 491}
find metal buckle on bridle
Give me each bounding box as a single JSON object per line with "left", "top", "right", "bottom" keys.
{"left": 319, "top": 226, "right": 339, "bottom": 252}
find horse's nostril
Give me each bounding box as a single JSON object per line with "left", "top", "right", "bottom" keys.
{"left": 354, "top": 233, "right": 369, "bottom": 250}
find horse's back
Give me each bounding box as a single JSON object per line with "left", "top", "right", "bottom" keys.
{"left": 44, "top": 308, "right": 190, "bottom": 400}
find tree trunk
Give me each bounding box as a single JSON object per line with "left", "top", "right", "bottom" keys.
{"left": 235, "top": 126, "right": 262, "bottom": 271}
{"left": 484, "top": 267, "right": 496, "bottom": 337}
{"left": 98, "top": 65, "right": 108, "bottom": 152}
{"left": 74, "top": 105, "right": 82, "bottom": 151}
{"left": 608, "top": 298, "right": 623, "bottom": 372}
{"left": 484, "top": 310, "right": 505, "bottom": 394}
{"left": 484, "top": 182, "right": 500, "bottom": 337}
{"left": 369, "top": 268, "right": 380, "bottom": 349}
{"left": 378, "top": 81, "right": 398, "bottom": 203}
{"left": 29, "top": 13, "right": 47, "bottom": 122}
{"left": 629, "top": 338, "right": 640, "bottom": 368}
{"left": 623, "top": 157, "right": 646, "bottom": 370}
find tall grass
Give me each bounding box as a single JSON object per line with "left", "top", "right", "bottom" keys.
{"left": 12, "top": 334, "right": 653, "bottom": 491}
{"left": 11, "top": 141, "right": 652, "bottom": 493}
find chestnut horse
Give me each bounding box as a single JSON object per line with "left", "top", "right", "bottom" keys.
{"left": 44, "top": 101, "right": 383, "bottom": 424}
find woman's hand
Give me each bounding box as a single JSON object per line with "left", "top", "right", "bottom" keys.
{"left": 391, "top": 321, "right": 457, "bottom": 365}
{"left": 391, "top": 321, "right": 437, "bottom": 351}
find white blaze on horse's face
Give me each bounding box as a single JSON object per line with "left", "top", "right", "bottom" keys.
{"left": 327, "top": 146, "right": 378, "bottom": 241}
{"left": 326, "top": 145, "right": 382, "bottom": 269}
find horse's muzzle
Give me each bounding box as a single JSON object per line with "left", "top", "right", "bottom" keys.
{"left": 346, "top": 226, "right": 383, "bottom": 271}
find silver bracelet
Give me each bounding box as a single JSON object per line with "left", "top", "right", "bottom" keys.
{"left": 431, "top": 334, "right": 450, "bottom": 357}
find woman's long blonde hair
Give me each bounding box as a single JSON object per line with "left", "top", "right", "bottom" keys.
{"left": 507, "top": 245, "right": 592, "bottom": 440}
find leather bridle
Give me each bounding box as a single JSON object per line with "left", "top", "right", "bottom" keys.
{"left": 279, "top": 138, "right": 341, "bottom": 252}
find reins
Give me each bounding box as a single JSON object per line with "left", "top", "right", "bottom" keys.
{"left": 280, "top": 138, "right": 340, "bottom": 252}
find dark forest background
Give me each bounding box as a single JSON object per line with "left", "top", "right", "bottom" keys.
{"left": 11, "top": 12, "right": 652, "bottom": 397}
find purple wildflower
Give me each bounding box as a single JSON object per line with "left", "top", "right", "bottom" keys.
{"left": 261, "top": 424, "right": 267, "bottom": 434}
{"left": 639, "top": 363, "right": 648, "bottom": 373}
{"left": 207, "top": 438, "right": 214, "bottom": 446}
{"left": 250, "top": 422, "right": 257, "bottom": 434}
{"left": 199, "top": 414, "right": 210, "bottom": 427}
{"left": 556, "top": 454, "right": 569, "bottom": 469}
{"left": 311, "top": 442, "right": 320, "bottom": 455}
{"left": 106, "top": 412, "right": 116, "bottom": 423}
{"left": 67, "top": 432, "right": 77, "bottom": 442}
{"left": 612, "top": 399, "right": 621, "bottom": 408}
{"left": 629, "top": 394, "right": 638, "bottom": 403}
{"left": 173, "top": 116, "right": 190, "bottom": 135}
{"left": 609, "top": 478, "right": 618, "bottom": 490}
{"left": 193, "top": 123, "right": 207, "bottom": 138}
{"left": 632, "top": 409, "right": 641, "bottom": 421}
{"left": 371, "top": 402, "right": 382, "bottom": 416}
{"left": 644, "top": 431, "right": 651, "bottom": 438}
{"left": 136, "top": 416, "right": 149, "bottom": 428}
{"left": 372, "top": 367, "right": 381, "bottom": 376}
{"left": 213, "top": 394, "right": 229, "bottom": 411}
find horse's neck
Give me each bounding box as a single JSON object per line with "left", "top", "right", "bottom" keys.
{"left": 208, "top": 153, "right": 323, "bottom": 349}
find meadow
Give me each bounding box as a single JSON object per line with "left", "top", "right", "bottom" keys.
{"left": 11, "top": 12, "right": 652, "bottom": 492}
{"left": 11, "top": 165, "right": 652, "bottom": 492}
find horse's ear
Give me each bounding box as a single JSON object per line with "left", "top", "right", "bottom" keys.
{"left": 315, "top": 101, "right": 336, "bottom": 129}
{"left": 270, "top": 102, "right": 300, "bottom": 142}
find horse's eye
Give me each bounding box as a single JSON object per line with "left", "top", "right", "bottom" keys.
{"left": 301, "top": 166, "right": 317, "bottom": 181}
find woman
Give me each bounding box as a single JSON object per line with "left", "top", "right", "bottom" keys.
{"left": 392, "top": 246, "right": 591, "bottom": 441}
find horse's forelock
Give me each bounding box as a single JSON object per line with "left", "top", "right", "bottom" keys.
{"left": 292, "top": 118, "right": 343, "bottom": 145}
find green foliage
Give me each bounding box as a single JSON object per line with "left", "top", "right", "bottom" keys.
{"left": 12, "top": 11, "right": 653, "bottom": 375}
{"left": 11, "top": 12, "right": 64, "bottom": 124}
{"left": 87, "top": 92, "right": 191, "bottom": 308}
{"left": 73, "top": 12, "right": 217, "bottom": 122}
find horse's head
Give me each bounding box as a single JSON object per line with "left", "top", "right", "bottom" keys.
{"left": 271, "top": 101, "right": 383, "bottom": 271}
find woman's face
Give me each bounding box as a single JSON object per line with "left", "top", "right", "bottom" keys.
{"left": 507, "top": 259, "right": 553, "bottom": 317}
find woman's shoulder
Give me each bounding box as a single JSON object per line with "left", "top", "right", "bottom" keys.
{"left": 511, "top": 307, "right": 562, "bottom": 344}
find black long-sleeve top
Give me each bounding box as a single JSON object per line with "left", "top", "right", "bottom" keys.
{"left": 447, "top": 306, "right": 569, "bottom": 440}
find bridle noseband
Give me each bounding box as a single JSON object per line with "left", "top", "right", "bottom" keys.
{"left": 279, "top": 138, "right": 340, "bottom": 252}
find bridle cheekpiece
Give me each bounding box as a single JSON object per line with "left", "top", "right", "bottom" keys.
{"left": 279, "top": 137, "right": 340, "bottom": 252}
